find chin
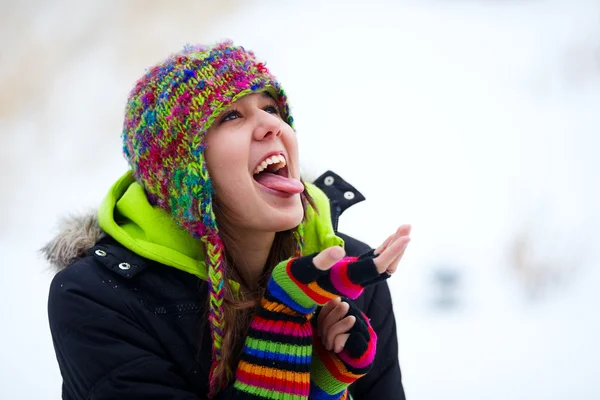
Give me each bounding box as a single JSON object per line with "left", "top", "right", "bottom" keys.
{"left": 268, "top": 200, "right": 305, "bottom": 233}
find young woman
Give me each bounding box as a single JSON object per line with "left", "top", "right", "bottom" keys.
{"left": 44, "top": 41, "right": 411, "bottom": 399}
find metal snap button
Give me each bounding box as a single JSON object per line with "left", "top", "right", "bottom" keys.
{"left": 344, "top": 191, "right": 355, "bottom": 200}
{"left": 94, "top": 249, "right": 107, "bottom": 257}
{"left": 118, "top": 262, "right": 131, "bottom": 270}
{"left": 324, "top": 176, "right": 335, "bottom": 186}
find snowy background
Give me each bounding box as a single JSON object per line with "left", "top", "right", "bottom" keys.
{"left": 1, "top": 0, "right": 599, "bottom": 398}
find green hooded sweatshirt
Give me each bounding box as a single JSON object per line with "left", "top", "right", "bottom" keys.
{"left": 97, "top": 171, "right": 344, "bottom": 283}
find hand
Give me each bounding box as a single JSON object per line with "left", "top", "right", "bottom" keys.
{"left": 374, "top": 224, "right": 412, "bottom": 275}
{"left": 266, "top": 245, "right": 349, "bottom": 312}
{"left": 311, "top": 297, "right": 377, "bottom": 393}
{"left": 317, "top": 297, "right": 355, "bottom": 353}
{"left": 268, "top": 225, "right": 412, "bottom": 312}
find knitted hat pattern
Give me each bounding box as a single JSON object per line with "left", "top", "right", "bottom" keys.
{"left": 121, "top": 41, "right": 297, "bottom": 397}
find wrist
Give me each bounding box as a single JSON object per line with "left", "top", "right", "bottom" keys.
{"left": 267, "top": 258, "right": 318, "bottom": 314}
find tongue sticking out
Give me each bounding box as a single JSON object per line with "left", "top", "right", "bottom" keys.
{"left": 254, "top": 172, "right": 304, "bottom": 194}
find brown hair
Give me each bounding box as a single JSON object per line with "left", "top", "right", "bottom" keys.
{"left": 209, "top": 180, "right": 317, "bottom": 384}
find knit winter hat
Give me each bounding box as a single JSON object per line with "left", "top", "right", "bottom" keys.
{"left": 121, "top": 41, "right": 296, "bottom": 396}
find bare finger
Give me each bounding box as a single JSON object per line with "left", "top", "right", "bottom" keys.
{"left": 318, "top": 297, "right": 341, "bottom": 337}
{"left": 375, "top": 225, "right": 411, "bottom": 255}
{"left": 374, "top": 236, "right": 411, "bottom": 274}
{"left": 396, "top": 224, "right": 412, "bottom": 237}
{"left": 313, "top": 246, "right": 346, "bottom": 271}
{"left": 325, "top": 315, "right": 356, "bottom": 350}
{"left": 321, "top": 301, "right": 349, "bottom": 339}
{"left": 333, "top": 333, "right": 350, "bottom": 354}
{"left": 386, "top": 237, "right": 411, "bottom": 275}
{"left": 318, "top": 297, "right": 340, "bottom": 328}
{"left": 375, "top": 233, "right": 395, "bottom": 255}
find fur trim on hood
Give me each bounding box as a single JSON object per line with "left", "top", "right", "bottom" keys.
{"left": 41, "top": 213, "right": 105, "bottom": 271}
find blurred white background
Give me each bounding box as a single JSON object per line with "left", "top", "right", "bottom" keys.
{"left": 2, "top": 0, "right": 599, "bottom": 398}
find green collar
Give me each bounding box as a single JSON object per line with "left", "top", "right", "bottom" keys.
{"left": 98, "top": 171, "right": 344, "bottom": 281}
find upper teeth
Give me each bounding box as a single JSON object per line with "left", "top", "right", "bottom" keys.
{"left": 254, "top": 154, "right": 286, "bottom": 174}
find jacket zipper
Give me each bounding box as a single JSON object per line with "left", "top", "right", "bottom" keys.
{"left": 332, "top": 203, "right": 341, "bottom": 233}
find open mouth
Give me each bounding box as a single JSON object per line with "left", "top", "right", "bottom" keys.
{"left": 251, "top": 153, "right": 304, "bottom": 196}
{"left": 252, "top": 154, "right": 289, "bottom": 182}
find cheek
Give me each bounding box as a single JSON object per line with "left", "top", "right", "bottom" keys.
{"left": 284, "top": 132, "right": 300, "bottom": 175}
{"left": 205, "top": 134, "right": 248, "bottom": 190}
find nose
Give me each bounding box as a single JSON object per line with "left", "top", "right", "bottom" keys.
{"left": 252, "top": 112, "right": 282, "bottom": 141}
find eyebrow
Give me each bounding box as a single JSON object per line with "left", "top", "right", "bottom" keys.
{"left": 261, "top": 91, "right": 276, "bottom": 101}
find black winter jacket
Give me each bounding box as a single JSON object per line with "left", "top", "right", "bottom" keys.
{"left": 46, "top": 172, "right": 406, "bottom": 399}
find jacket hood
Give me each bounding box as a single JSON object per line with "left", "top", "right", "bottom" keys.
{"left": 42, "top": 171, "right": 344, "bottom": 280}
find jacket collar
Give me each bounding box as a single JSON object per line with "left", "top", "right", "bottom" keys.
{"left": 43, "top": 171, "right": 346, "bottom": 281}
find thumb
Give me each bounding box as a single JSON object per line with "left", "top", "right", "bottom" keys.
{"left": 313, "top": 246, "right": 346, "bottom": 271}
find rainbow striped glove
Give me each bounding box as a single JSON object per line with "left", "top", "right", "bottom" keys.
{"left": 232, "top": 250, "right": 388, "bottom": 399}
{"left": 310, "top": 299, "right": 377, "bottom": 400}
{"left": 269, "top": 249, "right": 388, "bottom": 309}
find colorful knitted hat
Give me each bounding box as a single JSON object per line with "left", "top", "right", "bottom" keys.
{"left": 121, "top": 41, "right": 297, "bottom": 397}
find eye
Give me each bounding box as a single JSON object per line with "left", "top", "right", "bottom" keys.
{"left": 220, "top": 109, "right": 241, "bottom": 123}
{"left": 263, "top": 104, "right": 280, "bottom": 115}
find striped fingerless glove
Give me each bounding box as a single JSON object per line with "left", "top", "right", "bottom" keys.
{"left": 310, "top": 300, "right": 378, "bottom": 400}
{"left": 269, "top": 250, "right": 388, "bottom": 309}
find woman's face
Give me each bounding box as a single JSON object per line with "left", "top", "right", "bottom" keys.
{"left": 205, "top": 92, "right": 304, "bottom": 234}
